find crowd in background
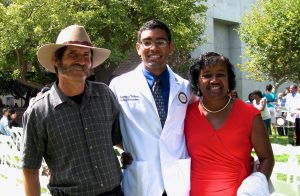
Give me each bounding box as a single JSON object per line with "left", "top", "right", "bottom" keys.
{"left": 233, "top": 84, "right": 300, "bottom": 146}
{"left": 0, "top": 86, "right": 50, "bottom": 136}
{"left": 0, "top": 106, "right": 20, "bottom": 136}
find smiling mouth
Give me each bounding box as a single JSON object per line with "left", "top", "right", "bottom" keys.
{"left": 209, "top": 86, "right": 223, "bottom": 93}
{"left": 148, "top": 54, "right": 161, "bottom": 58}
{"left": 210, "top": 86, "right": 220, "bottom": 90}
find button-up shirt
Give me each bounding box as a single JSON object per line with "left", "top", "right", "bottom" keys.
{"left": 143, "top": 68, "right": 170, "bottom": 114}
{"left": 21, "top": 80, "right": 122, "bottom": 195}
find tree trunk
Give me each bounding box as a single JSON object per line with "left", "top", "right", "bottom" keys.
{"left": 15, "top": 49, "right": 43, "bottom": 90}
{"left": 16, "top": 48, "right": 27, "bottom": 80}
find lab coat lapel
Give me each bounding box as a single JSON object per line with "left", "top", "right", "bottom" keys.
{"left": 134, "top": 64, "right": 156, "bottom": 107}
{"left": 168, "top": 66, "right": 181, "bottom": 109}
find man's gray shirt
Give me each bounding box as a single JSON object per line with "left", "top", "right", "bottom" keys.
{"left": 21, "top": 80, "right": 122, "bottom": 195}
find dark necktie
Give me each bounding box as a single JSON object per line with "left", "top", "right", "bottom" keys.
{"left": 152, "top": 78, "right": 167, "bottom": 128}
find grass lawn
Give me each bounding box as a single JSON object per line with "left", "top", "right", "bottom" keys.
{"left": 269, "top": 134, "right": 300, "bottom": 164}
{"left": 269, "top": 135, "right": 289, "bottom": 146}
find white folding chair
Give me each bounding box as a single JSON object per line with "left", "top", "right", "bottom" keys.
{"left": 0, "top": 135, "right": 21, "bottom": 168}
{"left": 271, "top": 144, "right": 300, "bottom": 195}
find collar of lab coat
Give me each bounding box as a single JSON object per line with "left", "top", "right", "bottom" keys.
{"left": 135, "top": 63, "right": 183, "bottom": 107}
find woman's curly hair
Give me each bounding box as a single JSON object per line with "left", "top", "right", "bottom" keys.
{"left": 188, "top": 52, "right": 236, "bottom": 96}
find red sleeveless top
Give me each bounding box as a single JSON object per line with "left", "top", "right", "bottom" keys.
{"left": 185, "top": 99, "right": 260, "bottom": 196}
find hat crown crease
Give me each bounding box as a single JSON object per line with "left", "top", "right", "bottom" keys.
{"left": 56, "top": 25, "right": 92, "bottom": 45}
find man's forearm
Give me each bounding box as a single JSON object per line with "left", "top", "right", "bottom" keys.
{"left": 23, "top": 168, "right": 41, "bottom": 196}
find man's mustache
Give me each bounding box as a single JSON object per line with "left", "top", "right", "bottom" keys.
{"left": 63, "top": 64, "right": 85, "bottom": 71}
{"left": 57, "top": 64, "right": 91, "bottom": 76}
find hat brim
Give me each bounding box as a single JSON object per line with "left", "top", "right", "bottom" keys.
{"left": 37, "top": 43, "right": 111, "bottom": 73}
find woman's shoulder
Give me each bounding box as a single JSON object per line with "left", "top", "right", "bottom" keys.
{"left": 260, "top": 97, "right": 267, "bottom": 103}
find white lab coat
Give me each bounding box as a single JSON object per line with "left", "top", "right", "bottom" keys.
{"left": 109, "top": 63, "right": 191, "bottom": 196}
{"left": 285, "top": 92, "right": 300, "bottom": 122}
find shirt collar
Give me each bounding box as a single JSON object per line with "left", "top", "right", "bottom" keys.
{"left": 51, "top": 81, "right": 68, "bottom": 107}
{"left": 51, "top": 80, "right": 97, "bottom": 108}
{"left": 143, "top": 68, "right": 169, "bottom": 88}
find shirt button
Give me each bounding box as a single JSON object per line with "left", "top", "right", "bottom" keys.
{"left": 85, "top": 127, "right": 88, "bottom": 131}
{"left": 100, "top": 183, "right": 103, "bottom": 187}
{"left": 95, "top": 165, "right": 98, "bottom": 169}
{"left": 89, "top": 146, "right": 93, "bottom": 150}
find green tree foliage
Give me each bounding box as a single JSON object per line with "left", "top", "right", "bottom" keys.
{"left": 238, "top": 0, "right": 300, "bottom": 90}
{"left": 0, "top": 0, "right": 208, "bottom": 88}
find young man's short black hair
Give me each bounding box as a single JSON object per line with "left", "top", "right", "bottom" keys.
{"left": 138, "top": 19, "right": 172, "bottom": 42}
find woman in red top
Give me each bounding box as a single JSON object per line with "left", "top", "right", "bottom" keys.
{"left": 185, "top": 52, "right": 274, "bottom": 196}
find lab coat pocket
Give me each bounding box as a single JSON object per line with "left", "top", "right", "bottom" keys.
{"left": 165, "top": 158, "right": 191, "bottom": 196}
{"left": 177, "top": 158, "right": 191, "bottom": 190}
{"left": 177, "top": 158, "right": 191, "bottom": 196}
{"left": 122, "top": 161, "right": 149, "bottom": 196}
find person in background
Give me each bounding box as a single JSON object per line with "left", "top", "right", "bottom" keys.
{"left": 275, "top": 92, "right": 287, "bottom": 136}
{"left": 264, "top": 84, "right": 277, "bottom": 135}
{"left": 0, "top": 107, "right": 11, "bottom": 136}
{"left": 8, "top": 108, "right": 20, "bottom": 128}
{"left": 110, "top": 19, "right": 191, "bottom": 196}
{"left": 21, "top": 25, "right": 123, "bottom": 196}
{"left": 276, "top": 92, "right": 285, "bottom": 108}
{"left": 229, "top": 89, "right": 238, "bottom": 100}
{"left": 252, "top": 90, "right": 272, "bottom": 135}
{"left": 245, "top": 92, "right": 254, "bottom": 105}
{"left": 280, "top": 87, "right": 290, "bottom": 108}
{"left": 285, "top": 84, "right": 300, "bottom": 145}
{"left": 185, "top": 52, "right": 274, "bottom": 195}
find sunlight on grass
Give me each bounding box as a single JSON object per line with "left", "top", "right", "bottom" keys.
{"left": 269, "top": 135, "right": 288, "bottom": 146}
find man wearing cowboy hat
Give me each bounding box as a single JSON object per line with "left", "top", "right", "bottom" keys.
{"left": 21, "top": 25, "right": 123, "bottom": 196}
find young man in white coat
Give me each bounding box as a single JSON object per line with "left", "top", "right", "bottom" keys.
{"left": 109, "top": 20, "right": 191, "bottom": 196}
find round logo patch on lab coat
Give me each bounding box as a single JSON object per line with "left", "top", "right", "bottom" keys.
{"left": 178, "top": 92, "right": 187, "bottom": 104}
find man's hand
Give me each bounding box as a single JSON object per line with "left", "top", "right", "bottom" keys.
{"left": 121, "top": 152, "right": 133, "bottom": 169}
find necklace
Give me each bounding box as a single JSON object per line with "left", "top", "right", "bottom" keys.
{"left": 200, "top": 97, "right": 232, "bottom": 113}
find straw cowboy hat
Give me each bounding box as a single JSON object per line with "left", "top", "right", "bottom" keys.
{"left": 37, "top": 25, "right": 111, "bottom": 73}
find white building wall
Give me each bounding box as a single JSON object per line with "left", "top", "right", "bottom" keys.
{"left": 193, "top": 0, "right": 289, "bottom": 100}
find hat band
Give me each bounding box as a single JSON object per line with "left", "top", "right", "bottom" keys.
{"left": 63, "top": 41, "right": 92, "bottom": 46}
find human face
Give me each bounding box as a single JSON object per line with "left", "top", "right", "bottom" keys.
{"left": 252, "top": 93, "right": 259, "bottom": 101}
{"left": 230, "top": 91, "right": 237, "bottom": 99}
{"left": 278, "top": 93, "right": 283, "bottom": 100}
{"left": 55, "top": 46, "right": 92, "bottom": 80}
{"left": 4, "top": 111, "right": 9, "bottom": 117}
{"left": 136, "top": 28, "right": 173, "bottom": 75}
{"left": 198, "top": 62, "right": 229, "bottom": 100}
{"left": 289, "top": 85, "right": 297, "bottom": 94}
{"left": 11, "top": 113, "right": 17, "bottom": 120}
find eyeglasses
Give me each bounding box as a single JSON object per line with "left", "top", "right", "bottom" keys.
{"left": 139, "top": 39, "right": 170, "bottom": 49}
